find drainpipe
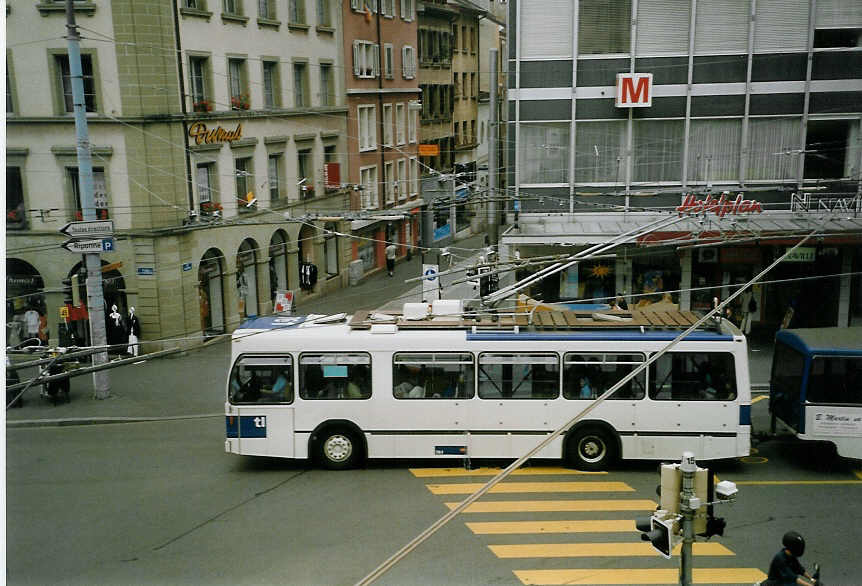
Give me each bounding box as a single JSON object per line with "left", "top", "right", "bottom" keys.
{"left": 171, "top": 0, "right": 195, "bottom": 215}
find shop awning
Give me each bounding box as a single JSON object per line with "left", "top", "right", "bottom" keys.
{"left": 502, "top": 211, "right": 862, "bottom": 246}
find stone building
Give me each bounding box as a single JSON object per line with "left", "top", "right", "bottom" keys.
{"left": 6, "top": 0, "right": 353, "bottom": 347}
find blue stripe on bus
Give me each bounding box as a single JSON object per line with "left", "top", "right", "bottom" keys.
{"left": 466, "top": 331, "right": 734, "bottom": 342}
{"left": 739, "top": 404, "right": 751, "bottom": 426}
{"left": 226, "top": 415, "right": 268, "bottom": 438}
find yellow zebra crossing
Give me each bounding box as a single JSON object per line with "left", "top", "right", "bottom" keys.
{"left": 411, "top": 465, "right": 767, "bottom": 585}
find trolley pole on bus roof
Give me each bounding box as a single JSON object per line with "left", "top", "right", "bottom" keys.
{"left": 65, "top": 0, "right": 110, "bottom": 399}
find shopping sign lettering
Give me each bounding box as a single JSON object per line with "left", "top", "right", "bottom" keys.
{"left": 616, "top": 73, "right": 653, "bottom": 107}
{"left": 677, "top": 192, "right": 763, "bottom": 218}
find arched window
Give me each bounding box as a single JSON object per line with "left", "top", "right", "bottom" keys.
{"left": 199, "top": 248, "right": 225, "bottom": 336}
{"left": 6, "top": 259, "right": 46, "bottom": 347}
{"left": 323, "top": 222, "right": 339, "bottom": 277}
{"left": 269, "top": 230, "right": 289, "bottom": 303}
{"left": 237, "top": 239, "right": 259, "bottom": 319}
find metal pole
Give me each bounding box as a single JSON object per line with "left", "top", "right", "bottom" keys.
{"left": 488, "top": 48, "right": 498, "bottom": 245}
{"left": 66, "top": 0, "right": 110, "bottom": 399}
{"left": 679, "top": 451, "right": 697, "bottom": 586}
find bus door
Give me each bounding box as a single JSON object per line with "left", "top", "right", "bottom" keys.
{"left": 770, "top": 341, "right": 806, "bottom": 432}
{"left": 227, "top": 355, "right": 296, "bottom": 458}
{"left": 642, "top": 351, "right": 740, "bottom": 456}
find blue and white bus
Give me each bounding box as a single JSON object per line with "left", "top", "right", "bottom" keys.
{"left": 770, "top": 327, "right": 862, "bottom": 459}
{"left": 225, "top": 307, "right": 752, "bottom": 470}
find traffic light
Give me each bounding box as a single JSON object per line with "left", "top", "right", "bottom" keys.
{"left": 698, "top": 472, "right": 726, "bottom": 539}
{"left": 62, "top": 278, "right": 74, "bottom": 305}
{"left": 638, "top": 514, "right": 674, "bottom": 559}
{"left": 70, "top": 273, "right": 81, "bottom": 307}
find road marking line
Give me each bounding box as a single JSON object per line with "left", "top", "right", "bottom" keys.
{"left": 751, "top": 395, "right": 768, "bottom": 404}
{"left": 735, "top": 479, "right": 862, "bottom": 485}
{"left": 444, "top": 499, "right": 658, "bottom": 513}
{"left": 410, "top": 466, "right": 606, "bottom": 477}
{"left": 514, "top": 567, "right": 767, "bottom": 585}
{"left": 466, "top": 519, "right": 636, "bottom": 534}
{"left": 427, "top": 481, "right": 634, "bottom": 495}
{"left": 490, "top": 541, "right": 734, "bottom": 559}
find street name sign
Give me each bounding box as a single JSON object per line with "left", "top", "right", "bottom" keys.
{"left": 62, "top": 238, "right": 115, "bottom": 254}
{"left": 59, "top": 219, "right": 115, "bottom": 238}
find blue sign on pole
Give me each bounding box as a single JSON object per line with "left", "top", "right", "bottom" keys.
{"left": 101, "top": 238, "right": 115, "bottom": 252}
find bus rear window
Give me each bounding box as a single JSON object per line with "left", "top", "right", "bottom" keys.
{"left": 807, "top": 356, "right": 862, "bottom": 405}
{"left": 229, "top": 356, "right": 293, "bottom": 404}
{"left": 648, "top": 352, "right": 737, "bottom": 401}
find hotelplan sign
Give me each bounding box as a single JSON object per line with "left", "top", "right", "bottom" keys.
{"left": 616, "top": 73, "right": 653, "bottom": 108}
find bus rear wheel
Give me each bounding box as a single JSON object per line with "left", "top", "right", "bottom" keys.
{"left": 567, "top": 427, "right": 616, "bottom": 471}
{"left": 316, "top": 428, "right": 361, "bottom": 470}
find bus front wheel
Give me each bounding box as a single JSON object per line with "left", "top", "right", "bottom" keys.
{"left": 567, "top": 427, "right": 616, "bottom": 471}
{"left": 316, "top": 428, "right": 361, "bottom": 470}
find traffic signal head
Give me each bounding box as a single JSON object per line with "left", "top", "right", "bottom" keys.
{"left": 700, "top": 516, "right": 726, "bottom": 539}
{"left": 644, "top": 515, "right": 674, "bottom": 559}
{"left": 62, "top": 278, "right": 74, "bottom": 304}
{"left": 70, "top": 273, "right": 81, "bottom": 307}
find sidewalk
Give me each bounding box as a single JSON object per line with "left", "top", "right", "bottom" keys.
{"left": 5, "top": 232, "right": 491, "bottom": 427}
{"left": 5, "top": 230, "right": 775, "bottom": 427}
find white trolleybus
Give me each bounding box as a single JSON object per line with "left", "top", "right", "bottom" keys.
{"left": 770, "top": 327, "right": 862, "bottom": 460}
{"left": 225, "top": 303, "right": 752, "bottom": 470}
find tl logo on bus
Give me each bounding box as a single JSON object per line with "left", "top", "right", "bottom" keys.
{"left": 616, "top": 73, "right": 653, "bottom": 108}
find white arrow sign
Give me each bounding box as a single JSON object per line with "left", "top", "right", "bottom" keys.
{"left": 62, "top": 238, "right": 115, "bottom": 254}
{"left": 59, "top": 219, "right": 114, "bottom": 238}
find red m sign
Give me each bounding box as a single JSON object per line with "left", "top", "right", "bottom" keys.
{"left": 615, "top": 73, "right": 653, "bottom": 108}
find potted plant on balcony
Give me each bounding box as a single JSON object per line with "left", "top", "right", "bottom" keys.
{"left": 193, "top": 99, "right": 213, "bottom": 112}
{"left": 230, "top": 93, "right": 250, "bottom": 111}
{"left": 200, "top": 201, "right": 223, "bottom": 217}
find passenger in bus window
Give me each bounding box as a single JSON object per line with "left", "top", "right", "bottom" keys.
{"left": 231, "top": 365, "right": 261, "bottom": 403}
{"left": 347, "top": 366, "right": 369, "bottom": 398}
{"left": 268, "top": 369, "right": 292, "bottom": 402}
{"left": 394, "top": 364, "right": 424, "bottom": 398}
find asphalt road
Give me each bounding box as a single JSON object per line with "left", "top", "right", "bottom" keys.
{"left": 6, "top": 402, "right": 862, "bottom": 586}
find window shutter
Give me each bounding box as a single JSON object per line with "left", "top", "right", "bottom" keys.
{"left": 351, "top": 0, "right": 360, "bottom": 11}
{"left": 372, "top": 44, "right": 380, "bottom": 77}
{"left": 401, "top": 45, "right": 408, "bottom": 78}
{"left": 521, "top": 0, "right": 573, "bottom": 58}
{"left": 400, "top": 0, "right": 406, "bottom": 19}
{"left": 353, "top": 41, "right": 361, "bottom": 76}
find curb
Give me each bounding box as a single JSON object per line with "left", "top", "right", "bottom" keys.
{"left": 6, "top": 413, "right": 223, "bottom": 429}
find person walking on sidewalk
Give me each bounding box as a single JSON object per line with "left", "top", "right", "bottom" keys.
{"left": 385, "top": 242, "right": 397, "bottom": 277}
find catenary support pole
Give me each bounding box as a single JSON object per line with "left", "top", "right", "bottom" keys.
{"left": 488, "top": 48, "right": 498, "bottom": 245}
{"left": 66, "top": 0, "right": 110, "bottom": 399}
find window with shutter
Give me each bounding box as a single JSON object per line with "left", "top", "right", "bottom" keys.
{"left": 350, "top": 0, "right": 360, "bottom": 10}
{"left": 372, "top": 44, "right": 380, "bottom": 78}
{"left": 353, "top": 41, "right": 361, "bottom": 76}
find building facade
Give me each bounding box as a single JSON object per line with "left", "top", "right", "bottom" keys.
{"left": 6, "top": 0, "right": 354, "bottom": 347}
{"left": 340, "top": 0, "right": 422, "bottom": 276}
{"left": 503, "top": 0, "right": 862, "bottom": 330}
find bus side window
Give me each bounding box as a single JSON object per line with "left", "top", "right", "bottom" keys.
{"left": 393, "top": 353, "right": 474, "bottom": 399}
{"left": 300, "top": 353, "right": 372, "bottom": 400}
{"left": 649, "top": 353, "right": 736, "bottom": 401}
{"left": 563, "top": 353, "right": 645, "bottom": 400}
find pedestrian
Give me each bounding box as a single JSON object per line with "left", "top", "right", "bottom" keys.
{"left": 385, "top": 241, "right": 397, "bottom": 276}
